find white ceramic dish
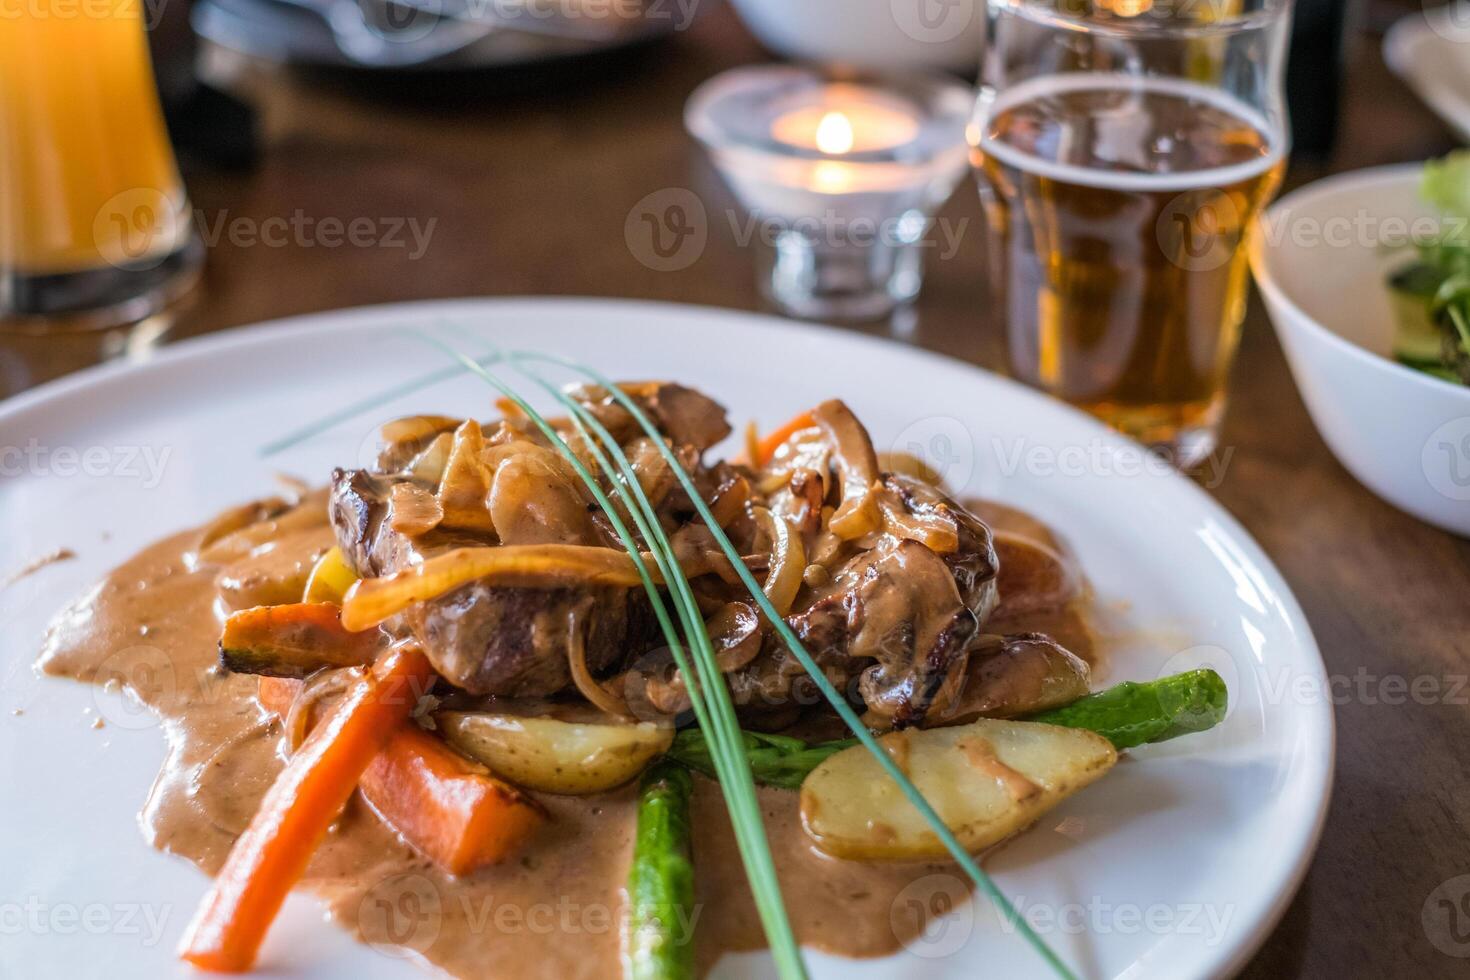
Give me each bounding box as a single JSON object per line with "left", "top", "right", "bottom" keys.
{"left": 0, "top": 298, "right": 1331, "bottom": 979}
{"left": 726, "top": 0, "right": 983, "bottom": 75}
{"left": 1384, "top": 8, "right": 1470, "bottom": 142}
{"left": 1249, "top": 164, "right": 1470, "bottom": 536}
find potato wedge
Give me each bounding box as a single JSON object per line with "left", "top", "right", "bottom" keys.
{"left": 800, "top": 719, "right": 1116, "bottom": 860}
{"left": 436, "top": 712, "right": 673, "bottom": 795}
{"left": 302, "top": 546, "right": 358, "bottom": 604}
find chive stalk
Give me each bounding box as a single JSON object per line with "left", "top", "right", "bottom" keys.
{"left": 266, "top": 332, "right": 1077, "bottom": 980}
{"left": 425, "top": 337, "right": 807, "bottom": 980}
{"left": 507, "top": 348, "right": 1077, "bottom": 980}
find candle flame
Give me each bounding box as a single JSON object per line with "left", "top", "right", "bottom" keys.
{"left": 815, "top": 111, "right": 855, "bottom": 155}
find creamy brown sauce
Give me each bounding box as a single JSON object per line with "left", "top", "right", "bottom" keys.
{"left": 4, "top": 546, "right": 76, "bottom": 587}
{"left": 37, "top": 504, "right": 1096, "bottom": 978}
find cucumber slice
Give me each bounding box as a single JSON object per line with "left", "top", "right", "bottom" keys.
{"left": 1389, "top": 264, "right": 1448, "bottom": 365}
{"left": 1389, "top": 261, "right": 1444, "bottom": 296}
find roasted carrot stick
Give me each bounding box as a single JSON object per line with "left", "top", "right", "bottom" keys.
{"left": 220, "top": 602, "right": 383, "bottom": 678}
{"left": 180, "top": 646, "right": 434, "bottom": 973}
{"left": 255, "top": 676, "right": 545, "bottom": 877}
{"left": 752, "top": 410, "right": 815, "bottom": 466}
{"left": 362, "top": 725, "right": 546, "bottom": 876}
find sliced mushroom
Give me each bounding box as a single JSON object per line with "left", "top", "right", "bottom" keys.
{"left": 487, "top": 444, "right": 599, "bottom": 546}
{"left": 991, "top": 530, "right": 1083, "bottom": 622}
{"left": 388, "top": 482, "right": 444, "bottom": 536}
{"left": 812, "top": 399, "right": 883, "bottom": 540}
{"left": 640, "top": 600, "right": 765, "bottom": 714}
{"left": 936, "top": 633, "right": 1091, "bottom": 725}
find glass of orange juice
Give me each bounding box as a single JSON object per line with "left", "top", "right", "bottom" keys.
{"left": 0, "top": 0, "right": 201, "bottom": 324}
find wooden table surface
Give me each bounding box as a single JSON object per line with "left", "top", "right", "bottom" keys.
{"left": 9, "top": 2, "right": 1470, "bottom": 976}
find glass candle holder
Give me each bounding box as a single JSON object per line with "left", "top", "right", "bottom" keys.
{"left": 686, "top": 66, "right": 971, "bottom": 321}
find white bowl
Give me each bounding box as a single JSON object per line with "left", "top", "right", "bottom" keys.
{"left": 726, "top": 0, "right": 984, "bottom": 75}
{"left": 1384, "top": 8, "right": 1470, "bottom": 143}
{"left": 1250, "top": 163, "right": 1470, "bottom": 536}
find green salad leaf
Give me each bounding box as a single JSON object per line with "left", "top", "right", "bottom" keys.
{"left": 1382, "top": 154, "right": 1470, "bottom": 385}
{"left": 1421, "top": 151, "right": 1470, "bottom": 219}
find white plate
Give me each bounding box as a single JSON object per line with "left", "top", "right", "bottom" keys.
{"left": 1386, "top": 8, "right": 1470, "bottom": 142}
{"left": 0, "top": 298, "right": 1332, "bottom": 980}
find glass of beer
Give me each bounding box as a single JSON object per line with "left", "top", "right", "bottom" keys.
{"left": 0, "top": 0, "right": 200, "bottom": 325}
{"left": 973, "top": 0, "right": 1290, "bottom": 466}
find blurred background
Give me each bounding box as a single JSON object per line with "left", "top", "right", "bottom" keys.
{"left": 0, "top": 0, "right": 1457, "bottom": 396}
{"left": 5, "top": 4, "right": 1470, "bottom": 976}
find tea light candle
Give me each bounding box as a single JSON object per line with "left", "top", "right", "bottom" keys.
{"left": 770, "top": 91, "right": 923, "bottom": 194}
{"left": 686, "top": 67, "right": 971, "bottom": 319}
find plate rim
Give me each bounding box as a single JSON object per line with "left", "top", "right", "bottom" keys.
{"left": 0, "top": 295, "right": 1335, "bottom": 979}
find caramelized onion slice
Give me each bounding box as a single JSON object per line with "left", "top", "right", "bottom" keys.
{"left": 565, "top": 606, "right": 633, "bottom": 720}
{"left": 878, "top": 491, "right": 960, "bottom": 554}
{"left": 340, "top": 545, "right": 662, "bottom": 631}
{"left": 284, "top": 667, "right": 361, "bottom": 752}
{"left": 405, "top": 432, "right": 453, "bottom": 484}
{"left": 754, "top": 506, "right": 805, "bottom": 617}
{"left": 436, "top": 419, "right": 495, "bottom": 534}
{"left": 707, "top": 471, "right": 752, "bottom": 529}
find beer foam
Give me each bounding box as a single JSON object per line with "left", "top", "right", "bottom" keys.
{"left": 975, "top": 73, "right": 1286, "bottom": 192}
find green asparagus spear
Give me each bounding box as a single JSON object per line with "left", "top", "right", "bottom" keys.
{"left": 1026, "top": 669, "right": 1228, "bottom": 749}
{"left": 666, "top": 670, "right": 1226, "bottom": 799}
{"left": 667, "top": 729, "right": 856, "bottom": 790}
{"left": 624, "top": 760, "right": 697, "bottom": 980}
